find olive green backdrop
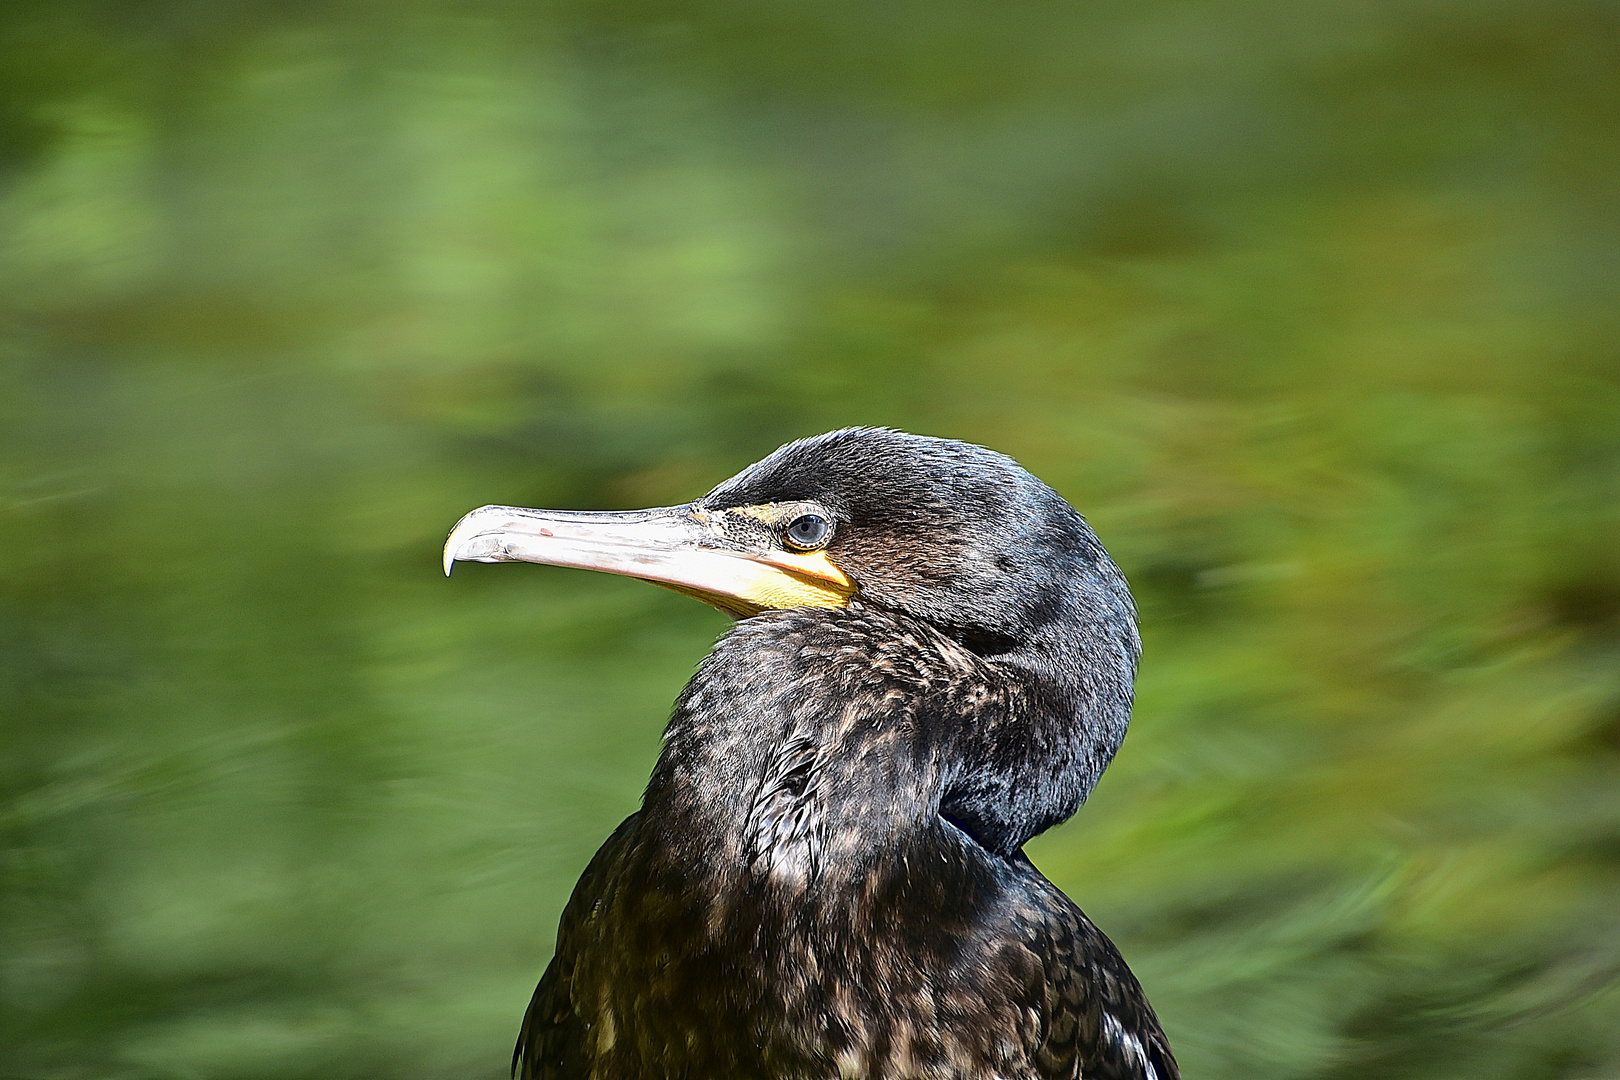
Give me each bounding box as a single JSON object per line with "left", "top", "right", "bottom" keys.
{"left": 4, "top": 1, "right": 1619, "bottom": 1077}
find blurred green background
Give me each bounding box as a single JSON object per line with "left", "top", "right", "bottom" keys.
{"left": 4, "top": 1, "right": 1620, "bottom": 1077}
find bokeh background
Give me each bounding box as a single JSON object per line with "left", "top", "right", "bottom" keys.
{"left": 5, "top": 1, "right": 1620, "bottom": 1077}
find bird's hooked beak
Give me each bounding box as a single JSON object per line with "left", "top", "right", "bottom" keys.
{"left": 443, "top": 504, "right": 856, "bottom": 618}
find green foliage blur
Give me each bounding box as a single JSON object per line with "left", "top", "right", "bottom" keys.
{"left": 3, "top": 1, "right": 1619, "bottom": 1077}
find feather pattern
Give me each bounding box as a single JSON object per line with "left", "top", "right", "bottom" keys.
{"left": 513, "top": 605, "right": 1176, "bottom": 1080}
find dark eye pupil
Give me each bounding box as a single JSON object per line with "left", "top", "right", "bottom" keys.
{"left": 786, "top": 514, "right": 830, "bottom": 548}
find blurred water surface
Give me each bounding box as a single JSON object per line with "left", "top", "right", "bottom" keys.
{"left": 4, "top": 1, "right": 1620, "bottom": 1077}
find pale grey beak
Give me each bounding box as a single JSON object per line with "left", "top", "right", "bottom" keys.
{"left": 442, "top": 503, "right": 856, "bottom": 618}
{"left": 444, "top": 504, "right": 700, "bottom": 578}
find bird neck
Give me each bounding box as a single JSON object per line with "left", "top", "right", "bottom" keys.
{"left": 643, "top": 607, "right": 951, "bottom": 891}
{"left": 641, "top": 599, "right": 1136, "bottom": 888}
{"left": 936, "top": 601, "right": 1138, "bottom": 855}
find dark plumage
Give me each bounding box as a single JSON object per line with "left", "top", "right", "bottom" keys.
{"left": 445, "top": 428, "right": 1176, "bottom": 1080}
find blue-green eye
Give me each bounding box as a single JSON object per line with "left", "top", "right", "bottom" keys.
{"left": 784, "top": 514, "right": 832, "bottom": 551}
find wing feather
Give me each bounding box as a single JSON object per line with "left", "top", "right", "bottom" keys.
{"left": 1005, "top": 853, "right": 1177, "bottom": 1080}
{"left": 513, "top": 813, "right": 640, "bottom": 1080}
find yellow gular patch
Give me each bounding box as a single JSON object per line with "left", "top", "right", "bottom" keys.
{"left": 738, "top": 564, "right": 854, "bottom": 611}
{"left": 671, "top": 547, "right": 855, "bottom": 616}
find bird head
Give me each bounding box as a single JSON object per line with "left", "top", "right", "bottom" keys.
{"left": 444, "top": 427, "right": 1135, "bottom": 665}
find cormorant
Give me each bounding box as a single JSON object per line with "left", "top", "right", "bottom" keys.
{"left": 443, "top": 427, "right": 1176, "bottom": 1080}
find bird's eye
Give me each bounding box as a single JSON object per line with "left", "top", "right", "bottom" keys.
{"left": 783, "top": 514, "right": 832, "bottom": 551}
